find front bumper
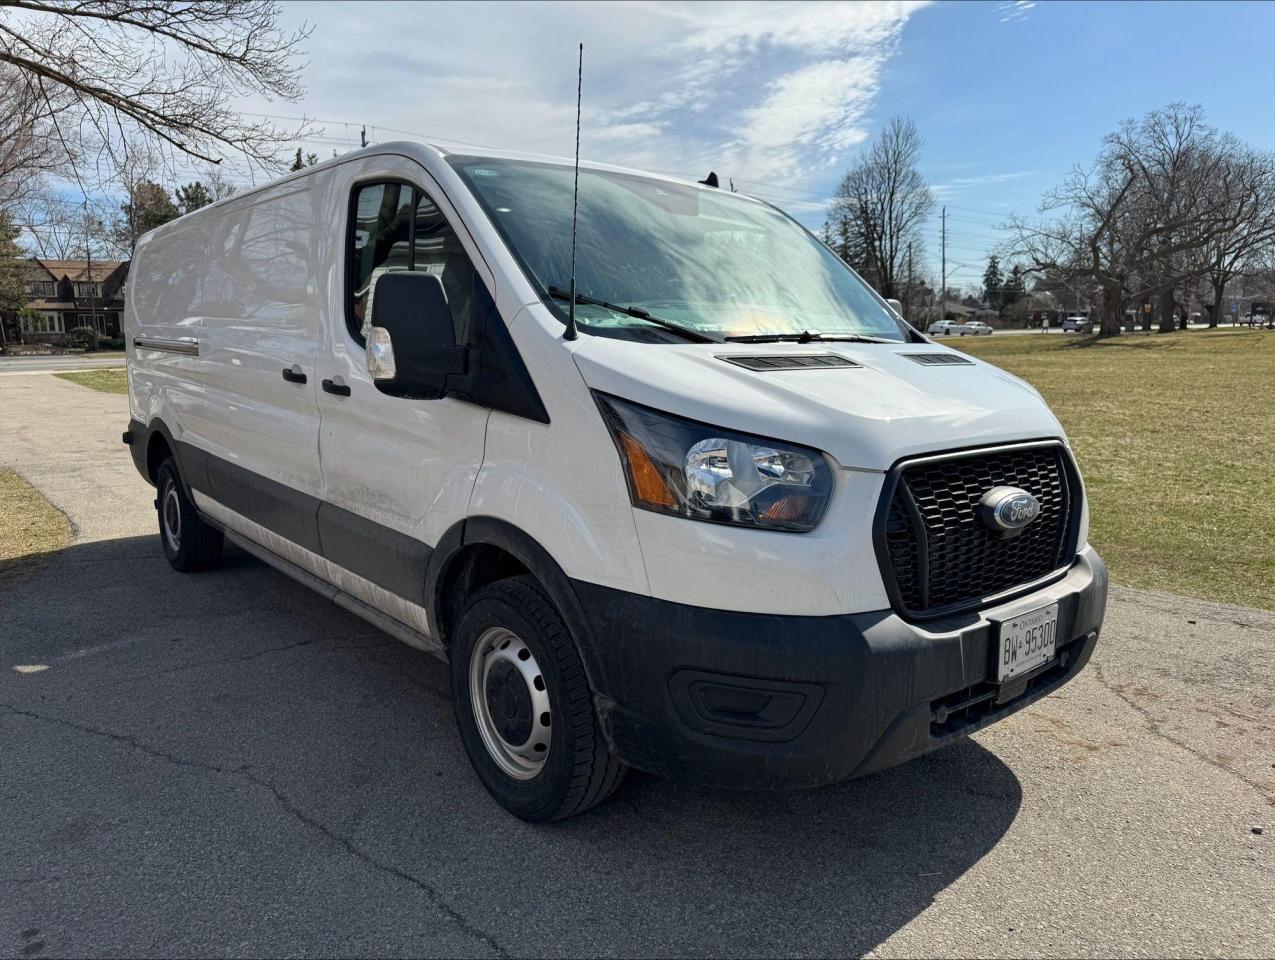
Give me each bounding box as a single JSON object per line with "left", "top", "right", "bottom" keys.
{"left": 572, "top": 546, "right": 1108, "bottom": 789}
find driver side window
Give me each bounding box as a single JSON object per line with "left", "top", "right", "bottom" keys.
{"left": 347, "top": 181, "right": 477, "bottom": 343}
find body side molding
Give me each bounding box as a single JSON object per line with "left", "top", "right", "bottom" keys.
{"left": 134, "top": 336, "right": 200, "bottom": 356}
{"left": 197, "top": 494, "right": 441, "bottom": 653}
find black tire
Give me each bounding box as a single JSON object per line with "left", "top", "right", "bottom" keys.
{"left": 450, "top": 576, "right": 625, "bottom": 822}
{"left": 156, "top": 457, "right": 223, "bottom": 572}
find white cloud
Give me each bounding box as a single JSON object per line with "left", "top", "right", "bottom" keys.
{"left": 932, "top": 170, "right": 1036, "bottom": 195}
{"left": 222, "top": 0, "right": 927, "bottom": 199}
{"left": 731, "top": 58, "right": 879, "bottom": 180}
{"left": 997, "top": 1, "right": 1037, "bottom": 24}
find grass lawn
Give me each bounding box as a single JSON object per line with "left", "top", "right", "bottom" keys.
{"left": 54, "top": 367, "right": 128, "bottom": 394}
{"left": 956, "top": 330, "right": 1275, "bottom": 610}
{"left": 0, "top": 468, "right": 73, "bottom": 579}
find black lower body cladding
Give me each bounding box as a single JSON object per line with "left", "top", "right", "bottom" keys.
{"left": 572, "top": 548, "right": 1108, "bottom": 789}
{"left": 126, "top": 419, "right": 431, "bottom": 607}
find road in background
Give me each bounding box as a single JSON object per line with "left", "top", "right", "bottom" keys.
{"left": 0, "top": 353, "right": 126, "bottom": 375}
{"left": 1, "top": 374, "right": 1271, "bottom": 958}
{"left": 927, "top": 321, "right": 1268, "bottom": 339}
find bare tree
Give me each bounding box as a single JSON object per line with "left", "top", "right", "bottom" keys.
{"left": 0, "top": 0, "right": 311, "bottom": 186}
{"left": 0, "top": 63, "right": 71, "bottom": 206}
{"left": 1107, "top": 106, "right": 1245, "bottom": 332}
{"left": 1008, "top": 155, "right": 1140, "bottom": 336}
{"left": 16, "top": 197, "right": 114, "bottom": 260}
{"left": 827, "top": 117, "right": 934, "bottom": 299}
{"left": 204, "top": 165, "right": 239, "bottom": 202}
{"left": 17, "top": 203, "right": 81, "bottom": 259}
{"left": 1009, "top": 104, "right": 1260, "bottom": 336}
{"left": 0, "top": 209, "right": 28, "bottom": 319}
{"left": 1197, "top": 145, "right": 1275, "bottom": 326}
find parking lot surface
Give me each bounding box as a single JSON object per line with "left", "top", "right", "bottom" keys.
{"left": 1, "top": 374, "right": 1271, "bottom": 958}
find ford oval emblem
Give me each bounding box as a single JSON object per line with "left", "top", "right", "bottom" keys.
{"left": 977, "top": 486, "right": 1041, "bottom": 535}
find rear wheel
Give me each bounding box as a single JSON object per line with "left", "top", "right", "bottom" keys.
{"left": 450, "top": 576, "right": 625, "bottom": 822}
{"left": 156, "top": 458, "right": 223, "bottom": 572}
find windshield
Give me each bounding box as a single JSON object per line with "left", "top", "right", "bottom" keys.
{"left": 448, "top": 156, "right": 909, "bottom": 343}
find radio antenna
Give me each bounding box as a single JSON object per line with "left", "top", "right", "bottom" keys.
{"left": 564, "top": 42, "right": 583, "bottom": 341}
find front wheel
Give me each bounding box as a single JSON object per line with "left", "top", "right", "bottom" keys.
{"left": 450, "top": 576, "right": 625, "bottom": 822}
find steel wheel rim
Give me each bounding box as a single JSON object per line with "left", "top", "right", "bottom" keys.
{"left": 161, "top": 481, "right": 182, "bottom": 552}
{"left": 469, "top": 626, "right": 552, "bottom": 781}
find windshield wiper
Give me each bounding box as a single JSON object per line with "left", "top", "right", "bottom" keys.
{"left": 724, "top": 330, "right": 895, "bottom": 344}
{"left": 545, "top": 286, "right": 721, "bottom": 344}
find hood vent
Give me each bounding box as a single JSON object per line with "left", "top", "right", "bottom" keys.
{"left": 720, "top": 354, "right": 861, "bottom": 372}
{"left": 903, "top": 353, "right": 974, "bottom": 366}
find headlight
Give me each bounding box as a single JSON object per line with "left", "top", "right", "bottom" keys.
{"left": 595, "top": 393, "right": 834, "bottom": 532}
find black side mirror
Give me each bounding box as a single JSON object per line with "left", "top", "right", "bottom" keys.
{"left": 365, "top": 272, "right": 468, "bottom": 398}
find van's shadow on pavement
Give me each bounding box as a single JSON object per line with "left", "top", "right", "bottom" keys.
{"left": 1, "top": 535, "right": 1023, "bottom": 958}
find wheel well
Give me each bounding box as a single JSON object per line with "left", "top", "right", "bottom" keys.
{"left": 145, "top": 431, "right": 173, "bottom": 483}
{"left": 436, "top": 543, "right": 529, "bottom": 648}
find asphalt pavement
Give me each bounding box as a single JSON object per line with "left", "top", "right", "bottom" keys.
{"left": 1, "top": 374, "right": 1271, "bottom": 958}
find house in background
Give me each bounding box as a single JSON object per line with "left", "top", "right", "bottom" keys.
{"left": 0, "top": 258, "right": 129, "bottom": 345}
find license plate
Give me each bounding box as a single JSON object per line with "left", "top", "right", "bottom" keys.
{"left": 996, "top": 603, "right": 1059, "bottom": 682}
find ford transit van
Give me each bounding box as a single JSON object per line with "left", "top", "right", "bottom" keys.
{"left": 124, "top": 142, "right": 1107, "bottom": 821}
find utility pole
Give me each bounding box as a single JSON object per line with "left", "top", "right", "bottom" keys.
{"left": 940, "top": 206, "right": 947, "bottom": 321}
{"left": 906, "top": 241, "right": 914, "bottom": 321}
{"left": 84, "top": 199, "right": 98, "bottom": 337}
{"left": 360, "top": 125, "right": 367, "bottom": 148}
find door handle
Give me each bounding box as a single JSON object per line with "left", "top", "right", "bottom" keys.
{"left": 281, "top": 366, "right": 307, "bottom": 384}
{"left": 322, "top": 378, "right": 351, "bottom": 397}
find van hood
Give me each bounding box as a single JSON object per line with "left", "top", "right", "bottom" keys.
{"left": 572, "top": 337, "right": 1064, "bottom": 471}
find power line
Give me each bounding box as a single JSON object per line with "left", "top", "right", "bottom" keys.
{"left": 943, "top": 203, "right": 1019, "bottom": 217}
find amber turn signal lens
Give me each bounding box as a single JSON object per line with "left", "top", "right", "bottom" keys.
{"left": 619, "top": 432, "right": 677, "bottom": 508}
{"left": 762, "top": 494, "right": 809, "bottom": 523}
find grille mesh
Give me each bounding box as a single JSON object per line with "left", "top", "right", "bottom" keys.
{"left": 882, "top": 445, "right": 1075, "bottom": 614}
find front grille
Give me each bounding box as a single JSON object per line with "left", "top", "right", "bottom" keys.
{"left": 879, "top": 443, "right": 1077, "bottom": 616}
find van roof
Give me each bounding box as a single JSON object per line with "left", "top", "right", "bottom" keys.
{"left": 139, "top": 139, "right": 765, "bottom": 244}
{"left": 212, "top": 140, "right": 736, "bottom": 212}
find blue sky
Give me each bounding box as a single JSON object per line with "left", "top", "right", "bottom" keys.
{"left": 880, "top": 0, "right": 1275, "bottom": 290}
{"left": 163, "top": 2, "right": 1275, "bottom": 289}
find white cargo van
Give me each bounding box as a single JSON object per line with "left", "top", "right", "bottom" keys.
{"left": 124, "top": 142, "right": 1107, "bottom": 821}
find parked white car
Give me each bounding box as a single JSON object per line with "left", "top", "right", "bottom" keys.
{"left": 123, "top": 141, "right": 1107, "bottom": 821}
{"left": 1062, "top": 316, "right": 1092, "bottom": 333}
{"left": 927, "top": 319, "right": 960, "bottom": 336}
{"left": 955, "top": 321, "right": 994, "bottom": 336}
